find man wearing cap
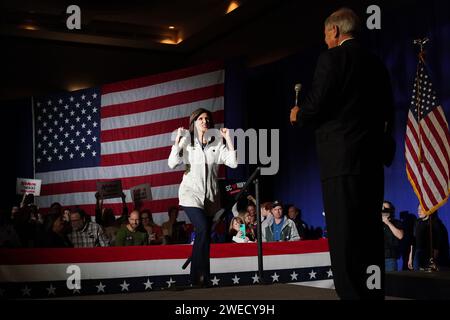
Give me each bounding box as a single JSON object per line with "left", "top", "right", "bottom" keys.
{"left": 261, "top": 201, "right": 300, "bottom": 242}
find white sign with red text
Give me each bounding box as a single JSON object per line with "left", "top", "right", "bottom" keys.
{"left": 16, "top": 178, "right": 42, "bottom": 196}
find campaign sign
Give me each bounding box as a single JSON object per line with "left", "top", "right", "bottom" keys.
{"left": 130, "top": 183, "right": 152, "bottom": 202}
{"left": 96, "top": 180, "right": 123, "bottom": 199}
{"left": 16, "top": 178, "right": 42, "bottom": 196}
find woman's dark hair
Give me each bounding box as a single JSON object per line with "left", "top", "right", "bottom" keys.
{"left": 102, "top": 208, "right": 116, "bottom": 227}
{"left": 140, "top": 209, "right": 155, "bottom": 224}
{"left": 168, "top": 206, "right": 179, "bottom": 217}
{"left": 43, "top": 213, "right": 62, "bottom": 233}
{"left": 188, "top": 108, "right": 214, "bottom": 146}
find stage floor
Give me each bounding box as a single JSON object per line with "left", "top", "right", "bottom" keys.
{"left": 386, "top": 268, "right": 450, "bottom": 300}
{"left": 46, "top": 283, "right": 406, "bottom": 300}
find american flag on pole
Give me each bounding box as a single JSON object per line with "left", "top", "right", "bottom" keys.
{"left": 405, "top": 59, "right": 450, "bottom": 215}
{"left": 34, "top": 61, "right": 225, "bottom": 224}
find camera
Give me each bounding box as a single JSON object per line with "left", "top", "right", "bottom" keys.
{"left": 381, "top": 207, "right": 394, "bottom": 214}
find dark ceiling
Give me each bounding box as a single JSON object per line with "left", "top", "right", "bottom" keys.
{"left": 0, "top": 0, "right": 415, "bottom": 101}
{"left": 1, "top": 0, "right": 281, "bottom": 52}
{"left": 2, "top": 0, "right": 407, "bottom": 53}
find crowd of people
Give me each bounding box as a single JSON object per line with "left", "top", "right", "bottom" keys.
{"left": 0, "top": 191, "right": 322, "bottom": 249}
{"left": 0, "top": 193, "right": 192, "bottom": 248}
{"left": 1, "top": 192, "right": 449, "bottom": 272}
{"left": 4, "top": 192, "right": 446, "bottom": 291}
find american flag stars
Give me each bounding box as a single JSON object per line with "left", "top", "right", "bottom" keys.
{"left": 34, "top": 88, "right": 101, "bottom": 172}
{"left": 2, "top": 266, "right": 333, "bottom": 299}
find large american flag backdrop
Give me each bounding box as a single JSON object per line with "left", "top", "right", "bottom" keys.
{"left": 34, "top": 61, "right": 225, "bottom": 224}
{"left": 405, "top": 60, "right": 450, "bottom": 215}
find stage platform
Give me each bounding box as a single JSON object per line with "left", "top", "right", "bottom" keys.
{"left": 0, "top": 240, "right": 333, "bottom": 299}
{"left": 385, "top": 268, "right": 450, "bottom": 300}
{"left": 48, "top": 283, "right": 410, "bottom": 300}
{"left": 50, "top": 283, "right": 339, "bottom": 300}
{"left": 3, "top": 239, "right": 448, "bottom": 300}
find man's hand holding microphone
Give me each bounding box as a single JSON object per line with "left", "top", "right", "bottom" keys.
{"left": 290, "top": 83, "right": 302, "bottom": 125}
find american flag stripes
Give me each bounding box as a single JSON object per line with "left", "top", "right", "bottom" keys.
{"left": 34, "top": 61, "right": 225, "bottom": 224}
{"left": 405, "top": 60, "right": 450, "bottom": 215}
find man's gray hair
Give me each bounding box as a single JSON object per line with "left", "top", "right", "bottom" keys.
{"left": 324, "top": 8, "right": 361, "bottom": 37}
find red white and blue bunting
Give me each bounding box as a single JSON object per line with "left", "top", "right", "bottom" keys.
{"left": 0, "top": 240, "right": 332, "bottom": 299}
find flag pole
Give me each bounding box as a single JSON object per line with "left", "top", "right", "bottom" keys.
{"left": 427, "top": 215, "right": 439, "bottom": 272}
{"left": 31, "top": 96, "right": 36, "bottom": 179}
{"left": 413, "top": 38, "right": 439, "bottom": 272}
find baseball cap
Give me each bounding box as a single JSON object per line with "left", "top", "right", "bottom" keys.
{"left": 272, "top": 200, "right": 283, "bottom": 209}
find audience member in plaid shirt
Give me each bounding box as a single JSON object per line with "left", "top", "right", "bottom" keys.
{"left": 68, "top": 208, "right": 109, "bottom": 247}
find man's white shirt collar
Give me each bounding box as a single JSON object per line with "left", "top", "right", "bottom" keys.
{"left": 339, "top": 37, "right": 354, "bottom": 46}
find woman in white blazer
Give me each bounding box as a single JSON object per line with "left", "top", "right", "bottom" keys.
{"left": 168, "top": 108, "right": 237, "bottom": 286}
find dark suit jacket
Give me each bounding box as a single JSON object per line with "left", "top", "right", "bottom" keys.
{"left": 298, "top": 39, "right": 395, "bottom": 180}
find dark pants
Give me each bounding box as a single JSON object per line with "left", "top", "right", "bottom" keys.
{"left": 183, "top": 206, "right": 212, "bottom": 284}
{"left": 322, "top": 172, "right": 385, "bottom": 300}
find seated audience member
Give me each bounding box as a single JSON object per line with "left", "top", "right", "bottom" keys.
{"left": 49, "top": 202, "right": 63, "bottom": 215}
{"left": 28, "top": 204, "right": 43, "bottom": 225}
{"left": 101, "top": 209, "right": 121, "bottom": 246}
{"left": 10, "top": 206, "right": 19, "bottom": 221}
{"left": 260, "top": 201, "right": 274, "bottom": 225}
{"left": 140, "top": 209, "right": 164, "bottom": 245}
{"left": 0, "top": 209, "right": 21, "bottom": 248}
{"left": 244, "top": 207, "right": 257, "bottom": 227}
{"left": 248, "top": 195, "right": 273, "bottom": 225}
{"left": 162, "top": 206, "right": 178, "bottom": 239}
{"left": 12, "top": 206, "right": 41, "bottom": 248}
{"left": 246, "top": 202, "right": 257, "bottom": 218}
{"left": 381, "top": 201, "right": 404, "bottom": 272}
{"left": 68, "top": 208, "right": 109, "bottom": 247}
{"left": 115, "top": 210, "right": 148, "bottom": 246}
{"left": 228, "top": 216, "right": 253, "bottom": 243}
{"left": 287, "top": 205, "right": 309, "bottom": 240}
{"left": 261, "top": 201, "right": 300, "bottom": 242}
{"left": 40, "top": 213, "right": 72, "bottom": 248}
{"left": 95, "top": 191, "right": 129, "bottom": 227}
{"left": 162, "top": 206, "right": 188, "bottom": 244}
{"left": 62, "top": 208, "right": 71, "bottom": 222}
{"left": 243, "top": 211, "right": 257, "bottom": 241}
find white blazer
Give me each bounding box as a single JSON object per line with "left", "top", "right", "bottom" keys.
{"left": 168, "top": 136, "right": 238, "bottom": 215}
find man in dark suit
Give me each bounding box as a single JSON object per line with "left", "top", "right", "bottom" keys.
{"left": 290, "top": 8, "right": 395, "bottom": 299}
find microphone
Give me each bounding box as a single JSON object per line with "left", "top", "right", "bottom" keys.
{"left": 294, "top": 83, "right": 302, "bottom": 106}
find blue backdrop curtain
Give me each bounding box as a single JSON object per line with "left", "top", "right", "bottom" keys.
{"left": 1, "top": 98, "right": 33, "bottom": 209}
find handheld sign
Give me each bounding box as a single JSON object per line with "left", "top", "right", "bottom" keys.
{"left": 96, "top": 180, "right": 123, "bottom": 199}
{"left": 130, "top": 183, "right": 152, "bottom": 202}
{"left": 16, "top": 178, "right": 42, "bottom": 196}
{"left": 224, "top": 181, "right": 246, "bottom": 196}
